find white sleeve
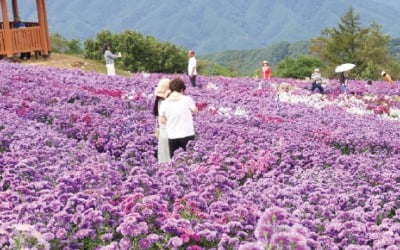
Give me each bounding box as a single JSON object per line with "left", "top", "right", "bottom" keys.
{"left": 186, "top": 96, "right": 196, "bottom": 111}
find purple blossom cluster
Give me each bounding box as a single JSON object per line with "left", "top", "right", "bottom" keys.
{"left": 0, "top": 61, "right": 400, "bottom": 249}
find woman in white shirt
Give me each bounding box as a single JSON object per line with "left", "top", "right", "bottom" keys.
{"left": 159, "top": 77, "right": 198, "bottom": 158}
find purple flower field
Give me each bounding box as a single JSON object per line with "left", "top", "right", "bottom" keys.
{"left": 0, "top": 61, "right": 400, "bottom": 249}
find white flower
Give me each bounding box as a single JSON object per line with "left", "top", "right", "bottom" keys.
{"left": 14, "top": 224, "right": 34, "bottom": 232}
{"left": 207, "top": 82, "right": 219, "bottom": 90}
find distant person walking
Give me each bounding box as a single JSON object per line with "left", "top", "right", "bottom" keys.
{"left": 187, "top": 50, "right": 198, "bottom": 87}
{"left": 103, "top": 42, "right": 121, "bottom": 76}
{"left": 159, "top": 77, "right": 198, "bottom": 158}
{"left": 310, "top": 68, "right": 324, "bottom": 94}
{"left": 153, "top": 78, "right": 171, "bottom": 162}
{"left": 381, "top": 71, "right": 393, "bottom": 84}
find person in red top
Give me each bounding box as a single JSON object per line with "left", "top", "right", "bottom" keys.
{"left": 262, "top": 60, "right": 272, "bottom": 80}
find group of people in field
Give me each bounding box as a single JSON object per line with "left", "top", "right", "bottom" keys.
{"left": 309, "top": 69, "right": 394, "bottom": 95}
{"left": 259, "top": 60, "right": 395, "bottom": 95}
{"left": 152, "top": 50, "right": 198, "bottom": 162}
{"left": 102, "top": 43, "right": 200, "bottom": 162}
{"left": 103, "top": 43, "right": 396, "bottom": 162}
{"left": 153, "top": 76, "right": 198, "bottom": 162}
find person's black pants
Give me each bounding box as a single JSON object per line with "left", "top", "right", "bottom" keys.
{"left": 20, "top": 52, "right": 31, "bottom": 60}
{"left": 189, "top": 75, "right": 197, "bottom": 87}
{"left": 311, "top": 82, "right": 324, "bottom": 94}
{"left": 168, "top": 135, "right": 195, "bottom": 158}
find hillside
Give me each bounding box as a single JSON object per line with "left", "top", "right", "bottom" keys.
{"left": 19, "top": 53, "right": 131, "bottom": 77}
{"left": 18, "top": 0, "right": 400, "bottom": 54}
{"left": 202, "top": 41, "right": 310, "bottom": 75}
{"left": 203, "top": 39, "right": 400, "bottom": 76}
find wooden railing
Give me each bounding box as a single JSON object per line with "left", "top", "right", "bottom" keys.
{"left": 11, "top": 26, "right": 42, "bottom": 52}
{"left": 0, "top": 22, "right": 46, "bottom": 57}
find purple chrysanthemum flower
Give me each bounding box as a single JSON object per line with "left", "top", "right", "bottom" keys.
{"left": 168, "top": 236, "right": 183, "bottom": 247}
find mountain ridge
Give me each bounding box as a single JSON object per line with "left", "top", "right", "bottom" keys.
{"left": 18, "top": 0, "right": 400, "bottom": 54}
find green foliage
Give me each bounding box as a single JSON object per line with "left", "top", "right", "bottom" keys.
{"left": 67, "top": 39, "right": 83, "bottom": 55}
{"left": 360, "top": 62, "right": 380, "bottom": 80}
{"left": 202, "top": 41, "right": 309, "bottom": 76}
{"left": 275, "top": 55, "right": 323, "bottom": 79}
{"left": 309, "top": 7, "right": 397, "bottom": 79}
{"left": 197, "top": 59, "right": 239, "bottom": 77}
{"left": 50, "top": 33, "right": 83, "bottom": 55}
{"left": 83, "top": 30, "right": 187, "bottom": 73}
{"left": 389, "top": 38, "right": 400, "bottom": 61}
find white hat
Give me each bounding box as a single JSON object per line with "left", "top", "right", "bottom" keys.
{"left": 154, "top": 78, "right": 171, "bottom": 98}
{"left": 263, "top": 60, "right": 269, "bottom": 65}
{"left": 314, "top": 68, "right": 320, "bottom": 72}
{"left": 381, "top": 71, "right": 386, "bottom": 76}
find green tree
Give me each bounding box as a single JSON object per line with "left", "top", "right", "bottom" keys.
{"left": 389, "top": 38, "right": 400, "bottom": 60}
{"left": 83, "top": 30, "right": 187, "bottom": 73}
{"left": 198, "top": 60, "right": 239, "bottom": 77}
{"left": 50, "top": 33, "right": 83, "bottom": 55}
{"left": 50, "top": 33, "right": 69, "bottom": 53}
{"left": 67, "top": 39, "right": 83, "bottom": 55}
{"left": 275, "top": 55, "right": 323, "bottom": 79}
{"left": 310, "top": 7, "right": 395, "bottom": 79}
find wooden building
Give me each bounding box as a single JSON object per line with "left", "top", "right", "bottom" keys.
{"left": 0, "top": 0, "right": 50, "bottom": 58}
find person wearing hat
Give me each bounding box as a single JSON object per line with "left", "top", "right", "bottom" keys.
{"left": 153, "top": 78, "right": 172, "bottom": 162}
{"left": 381, "top": 71, "right": 393, "bottom": 84}
{"left": 159, "top": 77, "right": 198, "bottom": 158}
{"left": 258, "top": 60, "right": 272, "bottom": 89}
{"left": 310, "top": 68, "right": 324, "bottom": 94}
{"left": 261, "top": 60, "right": 272, "bottom": 80}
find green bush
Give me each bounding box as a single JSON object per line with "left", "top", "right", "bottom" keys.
{"left": 83, "top": 30, "right": 187, "bottom": 74}
{"left": 50, "top": 33, "right": 83, "bottom": 55}
{"left": 275, "top": 55, "right": 323, "bottom": 79}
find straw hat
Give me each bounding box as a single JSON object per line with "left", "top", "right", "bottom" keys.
{"left": 314, "top": 68, "right": 320, "bottom": 72}
{"left": 154, "top": 78, "right": 171, "bottom": 98}
{"left": 263, "top": 60, "right": 269, "bottom": 65}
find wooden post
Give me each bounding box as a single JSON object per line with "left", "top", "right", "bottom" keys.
{"left": 41, "top": 0, "right": 51, "bottom": 53}
{"left": 36, "top": 0, "right": 49, "bottom": 56}
{"left": 12, "top": 0, "right": 19, "bottom": 20}
{"left": 1, "top": 0, "right": 13, "bottom": 57}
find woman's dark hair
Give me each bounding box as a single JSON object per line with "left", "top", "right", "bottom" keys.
{"left": 169, "top": 77, "right": 186, "bottom": 93}
{"left": 102, "top": 42, "right": 110, "bottom": 54}
{"left": 152, "top": 96, "right": 164, "bottom": 116}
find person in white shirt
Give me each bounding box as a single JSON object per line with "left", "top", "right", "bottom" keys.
{"left": 187, "top": 50, "right": 198, "bottom": 87}
{"left": 159, "top": 77, "right": 198, "bottom": 158}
